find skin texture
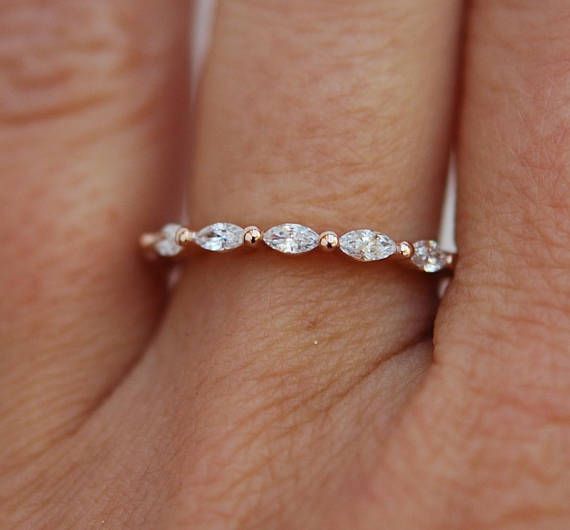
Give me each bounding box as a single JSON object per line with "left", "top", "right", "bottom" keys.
{"left": 0, "top": 0, "right": 569, "bottom": 529}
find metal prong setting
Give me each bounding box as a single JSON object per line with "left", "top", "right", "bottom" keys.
{"left": 319, "top": 231, "right": 339, "bottom": 251}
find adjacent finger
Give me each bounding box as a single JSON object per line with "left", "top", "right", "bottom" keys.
{"left": 0, "top": 0, "right": 189, "bottom": 464}
{"left": 384, "top": 4, "right": 570, "bottom": 525}
{"left": 439, "top": 1, "right": 570, "bottom": 390}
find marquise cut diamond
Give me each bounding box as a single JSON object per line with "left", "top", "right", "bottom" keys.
{"left": 196, "top": 223, "right": 245, "bottom": 252}
{"left": 339, "top": 230, "right": 396, "bottom": 261}
{"left": 411, "top": 240, "right": 449, "bottom": 273}
{"left": 154, "top": 223, "right": 183, "bottom": 257}
{"left": 263, "top": 223, "right": 319, "bottom": 254}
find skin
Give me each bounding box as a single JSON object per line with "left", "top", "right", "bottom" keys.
{"left": 1, "top": 0, "right": 569, "bottom": 528}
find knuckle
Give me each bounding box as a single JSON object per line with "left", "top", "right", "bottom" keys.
{"left": 0, "top": 2, "right": 114, "bottom": 125}
{"left": 0, "top": 0, "right": 181, "bottom": 136}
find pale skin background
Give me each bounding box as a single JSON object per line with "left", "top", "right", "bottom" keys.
{"left": 1, "top": 1, "right": 569, "bottom": 529}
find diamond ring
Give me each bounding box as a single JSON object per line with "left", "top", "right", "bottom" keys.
{"left": 140, "top": 222, "right": 456, "bottom": 274}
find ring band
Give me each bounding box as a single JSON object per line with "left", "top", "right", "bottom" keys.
{"left": 140, "top": 222, "right": 456, "bottom": 274}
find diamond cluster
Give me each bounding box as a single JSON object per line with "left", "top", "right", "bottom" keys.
{"left": 150, "top": 222, "right": 453, "bottom": 272}
{"left": 411, "top": 240, "right": 451, "bottom": 273}
{"left": 154, "top": 223, "right": 184, "bottom": 257}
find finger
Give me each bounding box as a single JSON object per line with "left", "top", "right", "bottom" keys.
{"left": 382, "top": 5, "right": 570, "bottom": 525}
{"left": 431, "top": 2, "right": 570, "bottom": 514}
{"left": 0, "top": 0, "right": 189, "bottom": 463}
{"left": 155, "top": 0, "right": 460, "bottom": 445}
{"left": 133, "top": 1, "right": 461, "bottom": 523}
{"left": 438, "top": 1, "right": 570, "bottom": 388}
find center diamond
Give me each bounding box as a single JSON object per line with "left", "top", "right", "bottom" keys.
{"left": 339, "top": 229, "right": 396, "bottom": 261}
{"left": 263, "top": 223, "right": 319, "bottom": 254}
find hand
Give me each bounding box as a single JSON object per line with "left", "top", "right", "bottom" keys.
{"left": 1, "top": 1, "right": 569, "bottom": 529}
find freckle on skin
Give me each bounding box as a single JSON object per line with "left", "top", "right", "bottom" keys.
{"left": 307, "top": 318, "right": 319, "bottom": 330}
{"left": 105, "top": 207, "right": 120, "bottom": 225}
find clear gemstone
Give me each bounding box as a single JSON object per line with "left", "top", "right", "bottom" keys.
{"left": 196, "top": 222, "right": 244, "bottom": 252}
{"left": 339, "top": 229, "right": 396, "bottom": 261}
{"left": 411, "top": 240, "right": 449, "bottom": 272}
{"left": 263, "top": 223, "right": 319, "bottom": 254}
{"left": 154, "top": 223, "right": 183, "bottom": 257}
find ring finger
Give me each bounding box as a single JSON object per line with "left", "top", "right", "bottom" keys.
{"left": 148, "top": 0, "right": 461, "bottom": 520}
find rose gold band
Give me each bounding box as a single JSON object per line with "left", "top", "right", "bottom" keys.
{"left": 141, "top": 222, "right": 456, "bottom": 274}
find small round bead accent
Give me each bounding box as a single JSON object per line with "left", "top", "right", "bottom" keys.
{"left": 175, "top": 227, "right": 195, "bottom": 246}
{"left": 398, "top": 241, "right": 414, "bottom": 258}
{"left": 244, "top": 226, "right": 263, "bottom": 247}
{"left": 319, "top": 231, "right": 339, "bottom": 251}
